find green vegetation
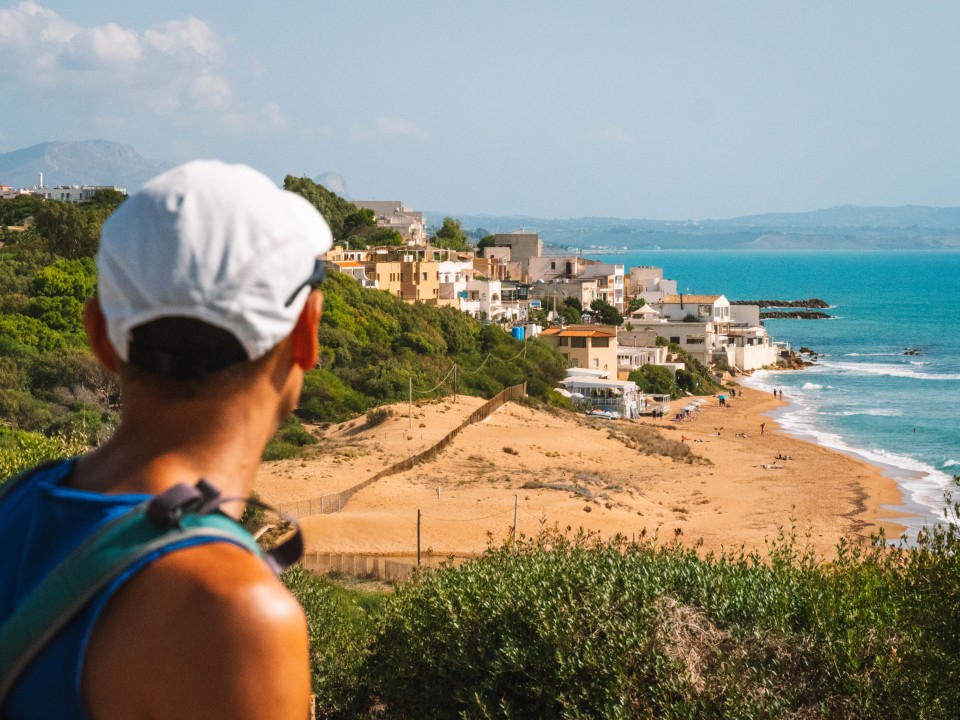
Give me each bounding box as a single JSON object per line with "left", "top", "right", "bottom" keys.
{"left": 628, "top": 364, "right": 681, "bottom": 399}
{"left": 283, "top": 176, "right": 403, "bottom": 248}
{"left": 431, "top": 216, "right": 471, "bottom": 251}
{"left": 0, "top": 186, "right": 569, "bottom": 470}
{"left": 589, "top": 298, "right": 623, "bottom": 326}
{"left": 261, "top": 415, "right": 319, "bottom": 461}
{"left": 300, "top": 271, "right": 568, "bottom": 423}
{"left": 287, "top": 516, "right": 960, "bottom": 719}
{"left": 654, "top": 336, "right": 722, "bottom": 397}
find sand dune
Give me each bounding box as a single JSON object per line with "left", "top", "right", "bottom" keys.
{"left": 255, "top": 385, "right": 909, "bottom": 561}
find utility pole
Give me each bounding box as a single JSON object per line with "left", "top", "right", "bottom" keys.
{"left": 513, "top": 495, "right": 519, "bottom": 543}
{"left": 417, "top": 509, "right": 422, "bottom": 566}
{"left": 453, "top": 365, "right": 458, "bottom": 403}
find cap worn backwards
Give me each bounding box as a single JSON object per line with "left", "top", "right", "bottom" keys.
{"left": 97, "top": 160, "right": 333, "bottom": 368}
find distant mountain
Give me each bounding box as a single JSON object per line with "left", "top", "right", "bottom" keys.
{"left": 0, "top": 140, "right": 171, "bottom": 191}
{"left": 715, "top": 205, "right": 960, "bottom": 230}
{"left": 440, "top": 207, "right": 960, "bottom": 251}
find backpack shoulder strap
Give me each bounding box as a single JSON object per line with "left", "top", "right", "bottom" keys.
{"left": 0, "top": 486, "right": 262, "bottom": 706}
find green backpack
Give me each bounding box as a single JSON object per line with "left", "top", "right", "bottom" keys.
{"left": 0, "top": 464, "right": 301, "bottom": 706}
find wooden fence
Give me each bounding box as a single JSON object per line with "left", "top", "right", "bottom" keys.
{"left": 278, "top": 383, "right": 527, "bottom": 520}
{"left": 301, "top": 551, "right": 418, "bottom": 582}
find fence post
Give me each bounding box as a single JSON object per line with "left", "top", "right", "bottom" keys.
{"left": 513, "top": 494, "right": 518, "bottom": 543}
{"left": 417, "top": 509, "right": 422, "bottom": 566}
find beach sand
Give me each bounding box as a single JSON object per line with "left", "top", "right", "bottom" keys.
{"left": 254, "top": 385, "right": 911, "bottom": 562}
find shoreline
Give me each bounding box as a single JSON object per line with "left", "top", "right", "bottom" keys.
{"left": 256, "top": 385, "right": 910, "bottom": 561}
{"left": 742, "top": 369, "right": 950, "bottom": 541}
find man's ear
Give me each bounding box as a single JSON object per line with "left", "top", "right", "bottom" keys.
{"left": 290, "top": 291, "right": 322, "bottom": 370}
{"left": 84, "top": 297, "right": 120, "bottom": 373}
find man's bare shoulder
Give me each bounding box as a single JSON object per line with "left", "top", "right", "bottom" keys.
{"left": 84, "top": 541, "right": 310, "bottom": 720}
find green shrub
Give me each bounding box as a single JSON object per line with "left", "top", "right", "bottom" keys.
{"left": 0, "top": 427, "right": 87, "bottom": 481}
{"left": 240, "top": 490, "right": 267, "bottom": 532}
{"left": 261, "top": 439, "right": 303, "bottom": 462}
{"left": 281, "top": 566, "right": 383, "bottom": 719}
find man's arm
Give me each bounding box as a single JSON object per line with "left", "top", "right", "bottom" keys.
{"left": 83, "top": 542, "right": 311, "bottom": 720}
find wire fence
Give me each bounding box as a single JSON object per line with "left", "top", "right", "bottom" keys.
{"left": 278, "top": 383, "right": 527, "bottom": 520}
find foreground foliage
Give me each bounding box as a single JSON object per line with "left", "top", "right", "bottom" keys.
{"left": 295, "top": 515, "right": 960, "bottom": 719}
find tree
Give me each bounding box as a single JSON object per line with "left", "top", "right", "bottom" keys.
{"left": 34, "top": 201, "right": 101, "bottom": 259}
{"left": 627, "top": 296, "right": 646, "bottom": 313}
{"left": 628, "top": 365, "right": 680, "bottom": 398}
{"left": 559, "top": 304, "right": 581, "bottom": 325}
{"left": 589, "top": 299, "right": 623, "bottom": 327}
{"left": 432, "top": 217, "right": 470, "bottom": 251}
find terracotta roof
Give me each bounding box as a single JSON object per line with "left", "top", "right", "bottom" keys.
{"left": 659, "top": 294, "right": 722, "bottom": 304}
{"left": 541, "top": 327, "right": 616, "bottom": 338}
{"left": 333, "top": 261, "right": 365, "bottom": 268}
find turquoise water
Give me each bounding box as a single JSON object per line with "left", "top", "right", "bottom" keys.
{"left": 584, "top": 250, "right": 960, "bottom": 535}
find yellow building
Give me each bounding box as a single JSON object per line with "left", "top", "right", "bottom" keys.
{"left": 539, "top": 324, "right": 618, "bottom": 372}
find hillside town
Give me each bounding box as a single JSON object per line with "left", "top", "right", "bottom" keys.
{"left": 324, "top": 199, "right": 786, "bottom": 418}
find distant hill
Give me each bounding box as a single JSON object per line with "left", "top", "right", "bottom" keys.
{"left": 0, "top": 140, "right": 171, "bottom": 191}
{"left": 437, "top": 207, "right": 960, "bottom": 251}
{"left": 715, "top": 204, "right": 960, "bottom": 230}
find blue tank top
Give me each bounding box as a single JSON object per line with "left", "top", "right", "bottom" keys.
{"left": 0, "top": 459, "right": 248, "bottom": 720}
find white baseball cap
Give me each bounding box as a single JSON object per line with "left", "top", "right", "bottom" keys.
{"left": 97, "top": 160, "right": 332, "bottom": 374}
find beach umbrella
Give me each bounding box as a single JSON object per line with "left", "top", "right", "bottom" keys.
{"left": 718, "top": 394, "right": 727, "bottom": 400}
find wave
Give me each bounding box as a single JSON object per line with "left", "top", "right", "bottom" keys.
{"left": 775, "top": 406, "right": 957, "bottom": 527}
{"left": 820, "top": 408, "right": 904, "bottom": 417}
{"left": 844, "top": 352, "right": 903, "bottom": 357}
{"left": 801, "top": 382, "right": 823, "bottom": 390}
{"left": 818, "top": 360, "right": 960, "bottom": 382}
{"left": 945, "top": 460, "right": 960, "bottom": 469}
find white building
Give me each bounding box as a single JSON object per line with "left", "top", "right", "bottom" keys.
{"left": 351, "top": 200, "right": 426, "bottom": 245}
{"left": 558, "top": 376, "right": 642, "bottom": 419}
{"left": 438, "top": 258, "right": 476, "bottom": 300}
{"left": 628, "top": 266, "right": 678, "bottom": 305}
{"left": 656, "top": 294, "right": 731, "bottom": 326}
{"left": 579, "top": 263, "right": 625, "bottom": 312}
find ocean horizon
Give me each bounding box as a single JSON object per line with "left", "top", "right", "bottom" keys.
{"left": 581, "top": 249, "right": 960, "bottom": 540}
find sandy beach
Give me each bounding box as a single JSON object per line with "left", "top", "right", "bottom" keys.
{"left": 254, "top": 385, "right": 910, "bottom": 562}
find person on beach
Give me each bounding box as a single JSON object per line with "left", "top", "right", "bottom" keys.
{"left": 0, "top": 161, "right": 332, "bottom": 719}
{"left": 761, "top": 422, "right": 766, "bottom": 436}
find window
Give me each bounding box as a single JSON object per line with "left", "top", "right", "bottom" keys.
{"left": 551, "top": 261, "right": 556, "bottom": 270}
{"left": 558, "top": 337, "right": 569, "bottom": 346}
{"left": 699, "top": 304, "right": 712, "bottom": 316}
{"left": 422, "top": 272, "right": 428, "bottom": 280}
{"left": 670, "top": 336, "right": 680, "bottom": 344}
{"left": 571, "top": 337, "right": 587, "bottom": 348}
{"left": 686, "top": 337, "right": 705, "bottom": 345}
{"left": 592, "top": 337, "right": 609, "bottom": 348}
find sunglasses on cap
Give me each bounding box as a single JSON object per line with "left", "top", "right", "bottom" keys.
{"left": 284, "top": 258, "right": 326, "bottom": 308}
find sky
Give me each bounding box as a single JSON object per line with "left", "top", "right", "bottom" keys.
{"left": 1, "top": 1, "right": 959, "bottom": 220}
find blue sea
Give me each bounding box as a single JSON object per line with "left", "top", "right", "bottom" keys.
{"left": 583, "top": 250, "right": 960, "bottom": 537}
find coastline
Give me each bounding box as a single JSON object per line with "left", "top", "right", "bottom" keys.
{"left": 741, "top": 368, "right": 950, "bottom": 541}
{"left": 256, "top": 385, "right": 909, "bottom": 560}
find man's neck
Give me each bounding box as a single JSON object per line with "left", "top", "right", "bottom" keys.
{"left": 72, "top": 393, "right": 281, "bottom": 513}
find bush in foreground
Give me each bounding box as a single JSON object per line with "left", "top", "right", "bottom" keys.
{"left": 296, "top": 511, "right": 960, "bottom": 719}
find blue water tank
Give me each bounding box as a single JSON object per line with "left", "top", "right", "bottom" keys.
{"left": 511, "top": 326, "right": 525, "bottom": 341}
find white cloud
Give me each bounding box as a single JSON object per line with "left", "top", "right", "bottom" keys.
{"left": 350, "top": 117, "right": 426, "bottom": 143}
{"left": 0, "top": 2, "right": 270, "bottom": 137}
{"left": 61, "top": 22, "right": 142, "bottom": 69}
{"left": 585, "top": 126, "right": 633, "bottom": 144}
